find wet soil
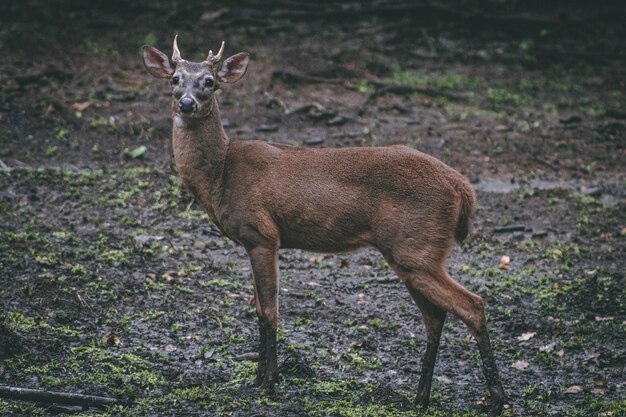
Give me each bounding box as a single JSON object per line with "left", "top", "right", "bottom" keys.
{"left": 0, "top": 1, "right": 624, "bottom": 416}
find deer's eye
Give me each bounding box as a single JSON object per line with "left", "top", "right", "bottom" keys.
{"left": 204, "top": 78, "right": 214, "bottom": 88}
{"left": 171, "top": 76, "right": 179, "bottom": 85}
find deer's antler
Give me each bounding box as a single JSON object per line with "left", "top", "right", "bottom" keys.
{"left": 207, "top": 41, "right": 225, "bottom": 63}
{"left": 172, "top": 34, "right": 182, "bottom": 63}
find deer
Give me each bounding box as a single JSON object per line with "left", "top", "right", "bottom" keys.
{"left": 142, "top": 36, "right": 505, "bottom": 416}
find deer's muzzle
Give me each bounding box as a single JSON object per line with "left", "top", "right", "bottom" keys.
{"left": 179, "top": 96, "right": 197, "bottom": 114}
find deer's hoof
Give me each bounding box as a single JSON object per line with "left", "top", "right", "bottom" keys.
{"left": 255, "top": 362, "right": 278, "bottom": 392}
{"left": 487, "top": 399, "right": 504, "bottom": 417}
{"left": 414, "top": 392, "right": 430, "bottom": 409}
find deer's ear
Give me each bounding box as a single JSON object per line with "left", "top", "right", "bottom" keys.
{"left": 143, "top": 46, "right": 174, "bottom": 79}
{"left": 217, "top": 53, "right": 249, "bottom": 84}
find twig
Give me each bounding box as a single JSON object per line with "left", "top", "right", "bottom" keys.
{"left": 0, "top": 385, "right": 117, "bottom": 408}
{"left": 360, "top": 277, "right": 400, "bottom": 285}
{"left": 234, "top": 352, "right": 259, "bottom": 361}
{"left": 270, "top": 70, "right": 343, "bottom": 86}
{"left": 493, "top": 225, "right": 527, "bottom": 233}
{"left": 0, "top": 160, "right": 11, "bottom": 173}
{"left": 357, "top": 83, "right": 466, "bottom": 115}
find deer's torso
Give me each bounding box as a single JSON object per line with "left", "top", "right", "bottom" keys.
{"left": 208, "top": 140, "right": 468, "bottom": 252}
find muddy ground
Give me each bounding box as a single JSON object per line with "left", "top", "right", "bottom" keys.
{"left": 0, "top": 1, "right": 624, "bottom": 416}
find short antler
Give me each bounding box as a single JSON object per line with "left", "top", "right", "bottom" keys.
{"left": 207, "top": 41, "right": 225, "bottom": 63}
{"left": 172, "top": 35, "right": 182, "bottom": 63}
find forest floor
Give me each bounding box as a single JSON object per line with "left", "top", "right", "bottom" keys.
{"left": 0, "top": 1, "right": 624, "bottom": 416}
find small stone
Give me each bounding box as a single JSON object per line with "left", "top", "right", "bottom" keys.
{"left": 303, "top": 136, "right": 324, "bottom": 146}
{"left": 559, "top": 115, "right": 582, "bottom": 125}
{"left": 256, "top": 124, "right": 279, "bottom": 132}
{"left": 327, "top": 116, "right": 347, "bottom": 126}
{"left": 133, "top": 235, "right": 163, "bottom": 248}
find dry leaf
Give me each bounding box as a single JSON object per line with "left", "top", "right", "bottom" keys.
{"left": 517, "top": 332, "right": 536, "bottom": 341}
{"left": 564, "top": 385, "right": 583, "bottom": 394}
{"left": 595, "top": 315, "right": 614, "bottom": 322}
{"left": 494, "top": 124, "right": 512, "bottom": 132}
{"left": 200, "top": 9, "right": 226, "bottom": 22}
{"left": 102, "top": 331, "right": 121, "bottom": 346}
{"left": 163, "top": 271, "right": 176, "bottom": 282}
{"left": 474, "top": 396, "right": 487, "bottom": 407}
{"left": 72, "top": 101, "right": 91, "bottom": 111}
{"left": 498, "top": 255, "right": 510, "bottom": 270}
{"left": 511, "top": 360, "right": 529, "bottom": 370}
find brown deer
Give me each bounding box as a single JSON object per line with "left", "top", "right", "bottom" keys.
{"left": 143, "top": 36, "right": 505, "bottom": 416}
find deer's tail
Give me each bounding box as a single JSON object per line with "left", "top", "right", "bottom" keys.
{"left": 455, "top": 181, "right": 476, "bottom": 244}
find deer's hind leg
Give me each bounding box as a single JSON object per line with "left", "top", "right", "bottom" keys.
{"left": 405, "top": 287, "right": 447, "bottom": 408}
{"left": 386, "top": 243, "right": 505, "bottom": 416}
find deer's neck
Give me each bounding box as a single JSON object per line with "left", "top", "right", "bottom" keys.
{"left": 172, "top": 97, "right": 228, "bottom": 220}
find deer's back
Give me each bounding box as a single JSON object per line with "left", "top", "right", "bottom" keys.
{"left": 220, "top": 140, "right": 472, "bottom": 251}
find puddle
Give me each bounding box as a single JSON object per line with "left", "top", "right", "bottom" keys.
{"left": 475, "top": 177, "right": 622, "bottom": 207}
{"left": 474, "top": 178, "right": 573, "bottom": 194}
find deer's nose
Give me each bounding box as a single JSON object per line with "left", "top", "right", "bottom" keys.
{"left": 179, "top": 96, "right": 197, "bottom": 113}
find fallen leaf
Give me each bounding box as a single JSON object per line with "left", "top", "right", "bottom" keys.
{"left": 165, "top": 344, "right": 176, "bottom": 352}
{"left": 517, "top": 332, "right": 536, "bottom": 341}
{"left": 595, "top": 315, "right": 614, "bottom": 322}
{"left": 72, "top": 101, "right": 91, "bottom": 111}
{"left": 201, "top": 9, "right": 226, "bottom": 22}
{"left": 498, "top": 255, "right": 510, "bottom": 270}
{"left": 163, "top": 271, "right": 176, "bottom": 282}
{"left": 511, "top": 360, "right": 529, "bottom": 370}
{"left": 474, "top": 396, "right": 487, "bottom": 408}
{"left": 564, "top": 385, "right": 583, "bottom": 394}
{"left": 102, "top": 331, "right": 122, "bottom": 346}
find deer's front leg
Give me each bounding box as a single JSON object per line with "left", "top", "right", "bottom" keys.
{"left": 247, "top": 246, "right": 279, "bottom": 391}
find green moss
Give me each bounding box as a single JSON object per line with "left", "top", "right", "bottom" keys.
{"left": 0, "top": 311, "right": 80, "bottom": 337}
{"left": 486, "top": 88, "right": 530, "bottom": 107}
{"left": 64, "top": 346, "right": 166, "bottom": 394}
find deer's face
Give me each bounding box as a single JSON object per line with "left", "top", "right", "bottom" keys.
{"left": 143, "top": 36, "right": 249, "bottom": 119}
{"left": 169, "top": 61, "right": 218, "bottom": 117}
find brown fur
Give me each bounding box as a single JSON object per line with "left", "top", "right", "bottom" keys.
{"left": 143, "top": 40, "right": 505, "bottom": 416}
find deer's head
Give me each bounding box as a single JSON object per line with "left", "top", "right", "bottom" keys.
{"left": 143, "top": 36, "right": 249, "bottom": 118}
